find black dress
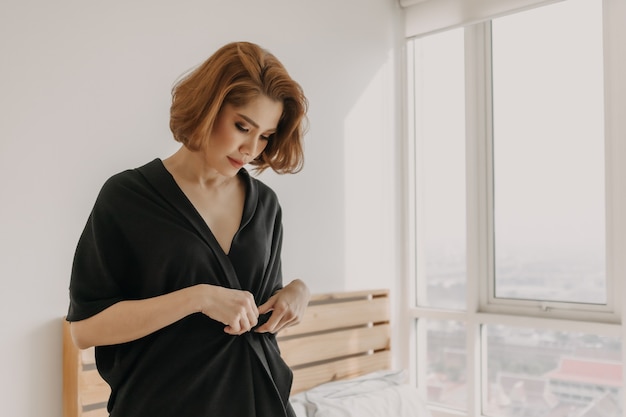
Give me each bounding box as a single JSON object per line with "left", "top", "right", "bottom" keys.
{"left": 67, "top": 159, "right": 295, "bottom": 417}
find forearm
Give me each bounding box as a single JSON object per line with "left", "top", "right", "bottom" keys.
{"left": 70, "top": 285, "right": 201, "bottom": 349}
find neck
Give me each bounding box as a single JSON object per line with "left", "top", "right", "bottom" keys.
{"left": 163, "top": 146, "right": 233, "bottom": 188}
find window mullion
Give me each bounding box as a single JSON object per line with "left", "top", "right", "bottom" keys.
{"left": 465, "top": 21, "right": 492, "bottom": 417}
{"left": 604, "top": 0, "right": 626, "bottom": 322}
{"left": 404, "top": 38, "right": 424, "bottom": 397}
{"left": 603, "top": 0, "right": 626, "bottom": 413}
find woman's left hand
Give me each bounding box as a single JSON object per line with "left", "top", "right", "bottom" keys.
{"left": 255, "top": 279, "right": 310, "bottom": 334}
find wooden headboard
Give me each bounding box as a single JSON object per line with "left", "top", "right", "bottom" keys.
{"left": 63, "top": 289, "right": 391, "bottom": 417}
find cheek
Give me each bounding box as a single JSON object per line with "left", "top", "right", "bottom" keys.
{"left": 209, "top": 124, "right": 235, "bottom": 148}
{"left": 256, "top": 140, "right": 269, "bottom": 155}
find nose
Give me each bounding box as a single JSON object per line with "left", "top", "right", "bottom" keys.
{"left": 240, "top": 135, "right": 262, "bottom": 158}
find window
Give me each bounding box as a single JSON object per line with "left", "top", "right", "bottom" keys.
{"left": 406, "top": 0, "right": 626, "bottom": 416}
{"left": 491, "top": 1, "right": 606, "bottom": 306}
{"left": 411, "top": 27, "right": 466, "bottom": 311}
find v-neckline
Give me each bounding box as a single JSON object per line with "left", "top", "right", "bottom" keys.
{"left": 161, "top": 161, "right": 250, "bottom": 256}
{"left": 136, "top": 159, "right": 257, "bottom": 290}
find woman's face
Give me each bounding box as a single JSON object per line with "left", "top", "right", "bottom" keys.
{"left": 204, "top": 95, "right": 283, "bottom": 176}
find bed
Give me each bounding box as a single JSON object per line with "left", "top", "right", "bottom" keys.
{"left": 63, "top": 288, "right": 431, "bottom": 417}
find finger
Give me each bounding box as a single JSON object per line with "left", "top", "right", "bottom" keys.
{"left": 225, "top": 318, "right": 250, "bottom": 335}
{"left": 258, "top": 317, "right": 297, "bottom": 334}
{"left": 256, "top": 309, "right": 286, "bottom": 333}
{"left": 240, "top": 314, "right": 254, "bottom": 333}
{"left": 254, "top": 315, "right": 278, "bottom": 333}
{"left": 257, "top": 296, "right": 276, "bottom": 315}
{"left": 230, "top": 310, "right": 252, "bottom": 334}
{"left": 257, "top": 298, "right": 290, "bottom": 332}
{"left": 272, "top": 315, "right": 298, "bottom": 334}
{"left": 274, "top": 305, "right": 301, "bottom": 333}
{"left": 248, "top": 311, "right": 259, "bottom": 329}
{"left": 224, "top": 325, "right": 241, "bottom": 335}
{"left": 224, "top": 326, "right": 247, "bottom": 336}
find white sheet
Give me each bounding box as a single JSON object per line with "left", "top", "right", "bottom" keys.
{"left": 291, "top": 400, "right": 309, "bottom": 417}
{"left": 289, "top": 370, "right": 432, "bottom": 417}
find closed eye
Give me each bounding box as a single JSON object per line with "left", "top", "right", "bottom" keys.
{"left": 236, "top": 121, "right": 274, "bottom": 141}
{"left": 235, "top": 123, "right": 249, "bottom": 133}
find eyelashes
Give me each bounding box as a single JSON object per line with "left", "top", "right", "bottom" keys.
{"left": 235, "top": 123, "right": 272, "bottom": 141}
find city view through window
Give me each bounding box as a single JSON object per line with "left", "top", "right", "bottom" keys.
{"left": 425, "top": 267, "right": 623, "bottom": 417}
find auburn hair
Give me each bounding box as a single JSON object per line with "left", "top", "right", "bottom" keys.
{"left": 169, "top": 42, "right": 308, "bottom": 174}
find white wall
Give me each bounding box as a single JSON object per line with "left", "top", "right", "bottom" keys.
{"left": 0, "top": 0, "right": 404, "bottom": 415}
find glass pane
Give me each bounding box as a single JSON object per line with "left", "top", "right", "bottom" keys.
{"left": 412, "top": 28, "right": 466, "bottom": 310}
{"left": 425, "top": 320, "right": 467, "bottom": 409}
{"left": 484, "top": 324, "right": 622, "bottom": 417}
{"left": 491, "top": 0, "right": 606, "bottom": 304}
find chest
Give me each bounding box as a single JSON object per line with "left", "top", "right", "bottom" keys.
{"left": 180, "top": 181, "right": 245, "bottom": 255}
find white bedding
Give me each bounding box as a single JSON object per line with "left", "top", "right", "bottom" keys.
{"left": 291, "top": 401, "right": 309, "bottom": 417}
{"left": 289, "top": 370, "right": 432, "bottom": 417}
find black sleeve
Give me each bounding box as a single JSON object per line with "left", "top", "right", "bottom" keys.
{"left": 66, "top": 175, "right": 131, "bottom": 322}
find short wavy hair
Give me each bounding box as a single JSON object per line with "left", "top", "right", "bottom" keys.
{"left": 169, "top": 42, "right": 308, "bottom": 174}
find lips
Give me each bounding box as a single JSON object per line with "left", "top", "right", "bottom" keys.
{"left": 228, "top": 157, "right": 245, "bottom": 169}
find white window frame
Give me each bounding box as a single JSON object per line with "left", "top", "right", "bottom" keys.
{"left": 403, "top": 0, "right": 626, "bottom": 416}
{"left": 471, "top": 19, "right": 621, "bottom": 324}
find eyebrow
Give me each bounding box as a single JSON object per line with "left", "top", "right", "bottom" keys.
{"left": 236, "top": 113, "right": 277, "bottom": 133}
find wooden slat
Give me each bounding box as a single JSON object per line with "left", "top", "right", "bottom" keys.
{"left": 63, "top": 319, "right": 110, "bottom": 417}
{"left": 79, "top": 361, "right": 111, "bottom": 408}
{"left": 80, "top": 368, "right": 107, "bottom": 388}
{"left": 278, "top": 296, "right": 389, "bottom": 337}
{"left": 80, "top": 347, "right": 96, "bottom": 366}
{"left": 63, "top": 320, "right": 80, "bottom": 417}
{"left": 80, "top": 381, "right": 111, "bottom": 407}
{"left": 82, "top": 408, "right": 109, "bottom": 417}
{"left": 279, "top": 324, "right": 390, "bottom": 367}
{"left": 291, "top": 350, "right": 392, "bottom": 394}
{"left": 308, "top": 288, "right": 389, "bottom": 302}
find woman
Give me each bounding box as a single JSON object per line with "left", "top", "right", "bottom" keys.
{"left": 66, "top": 41, "right": 310, "bottom": 417}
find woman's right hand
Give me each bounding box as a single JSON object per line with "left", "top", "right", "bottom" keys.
{"left": 195, "top": 284, "right": 259, "bottom": 335}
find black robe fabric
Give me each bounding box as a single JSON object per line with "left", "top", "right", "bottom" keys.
{"left": 67, "top": 158, "right": 295, "bottom": 417}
